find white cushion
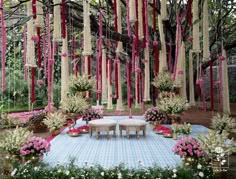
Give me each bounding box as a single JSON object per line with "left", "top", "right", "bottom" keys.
{"left": 89, "top": 119, "right": 116, "bottom": 127}
{"left": 119, "top": 119, "right": 147, "bottom": 126}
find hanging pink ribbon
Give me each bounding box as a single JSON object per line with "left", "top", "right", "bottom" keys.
{"left": 114, "top": 57, "right": 119, "bottom": 99}
{"left": 200, "top": 66, "right": 206, "bottom": 111}
{"left": 31, "top": 67, "right": 36, "bottom": 103}
{"left": 47, "top": 59, "right": 54, "bottom": 112}
{"left": 23, "top": 25, "right": 28, "bottom": 81}
{"left": 43, "top": 35, "right": 47, "bottom": 79}
{"left": 37, "top": 27, "right": 42, "bottom": 68}
{"left": 210, "top": 59, "right": 214, "bottom": 110}
{"left": 187, "top": 0, "right": 193, "bottom": 26}
{"left": 87, "top": 55, "right": 91, "bottom": 97}
{"left": 1, "top": 0, "right": 6, "bottom": 91}
{"left": 32, "top": 0, "right": 37, "bottom": 19}
{"left": 132, "top": 35, "right": 136, "bottom": 72}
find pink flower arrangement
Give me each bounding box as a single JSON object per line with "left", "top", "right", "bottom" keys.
{"left": 78, "top": 125, "right": 89, "bottom": 130}
{"left": 144, "top": 107, "right": 165, "bottom": 122}
{"left": 20, "top": 136, "right": 50, "bottom": 158}
{"left": 68, "top": 128, "right": 81, "bottom": 133}
{"left": 218, "top": 55, "right": 226, "bottom": 61}
{"left": 173, "top": 137, "right": 205, "bottom": 158}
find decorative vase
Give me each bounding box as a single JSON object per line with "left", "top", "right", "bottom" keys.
{"left": 183, "top": 156, "right": 196, "bottom": 166}
{"left": 211, "top": 160, "right": 222, "bottom": 173}
{"left": 172, "top": 132, "right": 177, "bottom": 140}
{"left": 51, "top": 129, "right": 60, "bottom": 136}
{"left": 24, "top": 156, "right": 41, "bottom": 165}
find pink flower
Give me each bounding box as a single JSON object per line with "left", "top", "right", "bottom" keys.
{"left": 188, "top": 37, "right": 193, "bottom": 42}
{"left": 37, "top": 80, "right": 44, "bottom": 85}
{"left": 178, "top": 70, "right": 183, "bottom": 75}
{"left": 218, "top": 55, "right": 226, "bottom": 61}
{"left": 31, "top": 35, "right": 39, "bottom": 42}
{"left": 61, "top": 53, "right": 67, "bottom": 57}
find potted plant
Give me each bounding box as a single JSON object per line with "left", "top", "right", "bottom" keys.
{"left": 173, "top": 136, "right": 205, "bottom": 166}
{"left": 144, "top": 107, "right": 165, "bottom": 128}
{"left": 69, "top": 74, "right": 96, "bottom": 95}
{"left": 43, "top": 112, "right": 66, "bottom": 135}
{"left": 60, "top": 94, "right": 89, "bottom": 115}
{"left": 198, "top": 130, "right": 236, "bottom": 173}
{"left": 158, "top": 95, "right": 189, "bottom": 123}
{"left": 152, "top": 69, "right": 173, "bottom": 93}
{"left": 211, "top": 113, "right": 236, "bottom": 134}
{"left": 20, "top": 136, "right": 50, "bottom": 163}
{"left": 0, "top": 127, "right": 32, "bottom": 160}
{"left": 82, "top": 108, "right": 102, "bottom": 125}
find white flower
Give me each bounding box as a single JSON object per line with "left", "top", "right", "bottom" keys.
{"left": 117, "top": 172, "right": 122, "bottom": 179}
{"left": 197, "top": 164, "right": 202, "bottom": 169}
{"left": 57, "top": 169, "right": 61, "bottom": 173}
{"left": 172, "top": 168, "right": 177, "bottom": 173}
{"left": 65, "top": 170, "right": 70, "bottom": 175}
{"left": 172, "top": 173, "right": 177, "bottom": 178}
{"left": 101, "top": 172, "right": 104, "bottom": 176}
{"left": 199, "top": 172, "right": 204, "bottom": 177}
{"left": 11, "top": 168, "right": 17, "bottom": 176}
{"left": 71, "top": 177, "right": 74, "bottom": 179}
{"left": 215, "top": 147, "right": 224, "bottom": 154}
{"left": 34, "top": 167, "right": 38, "bottom": 171}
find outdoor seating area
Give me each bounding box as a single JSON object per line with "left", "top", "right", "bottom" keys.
{"left": 0, "top": 0, "right": 236, "bottom": 178}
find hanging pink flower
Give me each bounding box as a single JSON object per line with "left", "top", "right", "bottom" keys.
{"left": 61, "top": 52, "right": 67, "bottom": 57}
{"left": 178, "top": 70, "right": 184, "bottom": 75}
{"left": 135, "top": 68, "right": 141, "bottom": 73}
{"left": 31, "top": 35, "right": 39, "bottom": 42}
{"left": 37, "top": 80, "right": 44, "bottom": 85}
{"left": 218, "top": 55, "right": 226, "bottom": 61}
{"left": 196, "top": 79, "right": 204, "bottom": 85}
{"left": 153, "top": 41, "right": 158, "bottom": 46}
{"left": 187, "top": 37, "right": 193, "bottom": 43}
{"left": 215, "top": 81, "right": 221, "bottom": 86}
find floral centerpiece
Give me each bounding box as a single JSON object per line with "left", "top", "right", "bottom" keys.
{"left": 198, "top": 130, "right": 236, "bottom": 157}
{"left": 43, "top": 112, "right": 66, "bottom": 135}
{"left": 144, "top": 107, "right": 165, "bottom": 125}
{"left": 82, "top": 108, "right": 102, "bottom": 124}
{"left": 69, "top": 74, "right": 96, "bottom": 94}
{"left": 173, "top": 137, "right": 205, "bottom": 166}
{"left": 211, "top": 113, "right": 236, "bottom": 134}
{"left": 198, "top": 130, "right": 236, "bottom": 172}
{"left": 158, "top": 95, "right": 189, "bottom": 115}
{"left": 0, "top": 127, "right": 32, "bottom": 155}
{"left": 152, "top": 69, "right": 173, "bottom": 92}
{"left": 60, "top": 94, "right": 89, "bottom": 114}
{"left": 20, "top": 136, "right": 50, "bottom": 162}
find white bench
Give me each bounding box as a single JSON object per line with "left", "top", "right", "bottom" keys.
{"left": 89, "top": 119, "right": 116, "bottom": 139}
{"left": 119, "top": 119, "right": 147, "bottom": 139}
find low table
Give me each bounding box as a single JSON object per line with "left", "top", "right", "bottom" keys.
{"left": 89, "top": 119, "right": 116, "bottom": 139}
{"left": 119, "top": 119, "right": 147, "bottom": 138}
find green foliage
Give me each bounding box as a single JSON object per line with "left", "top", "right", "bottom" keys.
{"left": 1, "top": 160, "right": 217, "bottom": 179}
